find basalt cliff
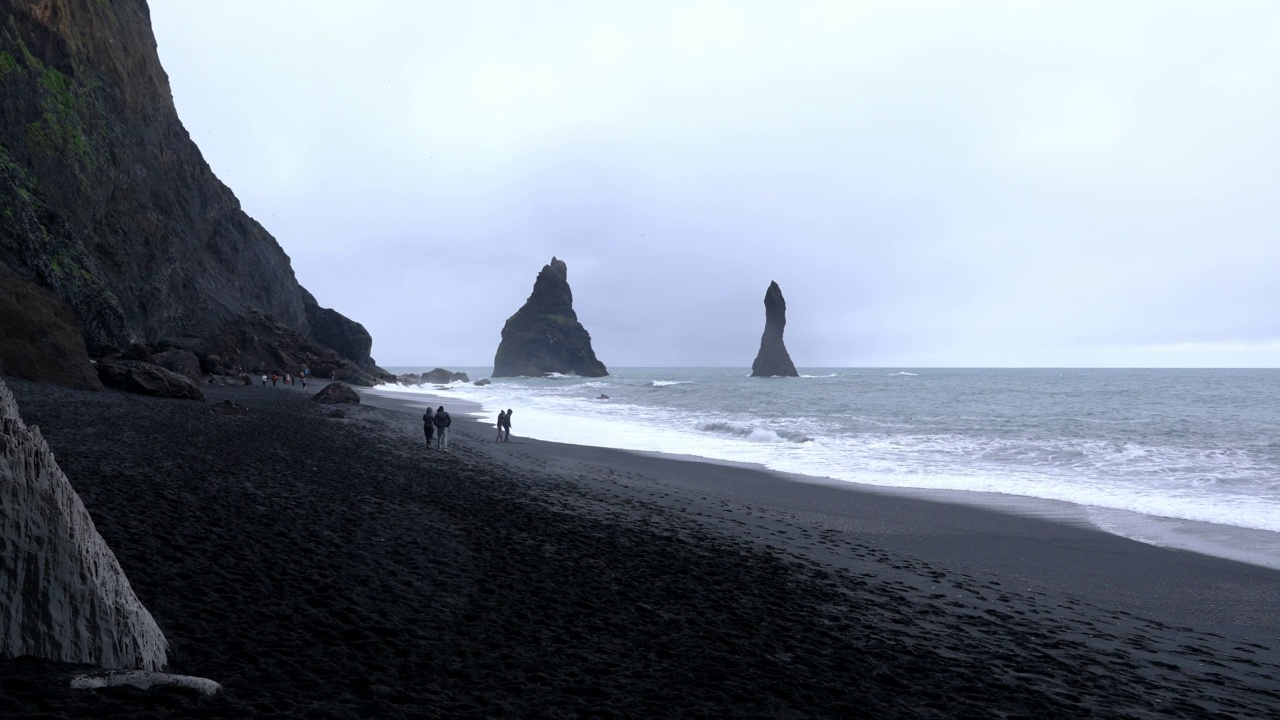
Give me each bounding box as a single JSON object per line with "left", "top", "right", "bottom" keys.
{"left": 0, "top": 0, "right": 388, "bottom": 386}
{"left": 750, "top": 281, "right": 798, "bottom": 377}
{"left": 493, "top": 257, "right": 607, "bottom": 378}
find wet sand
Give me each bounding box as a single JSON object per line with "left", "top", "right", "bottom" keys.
{"left": 3, "top": 378, "right": 1278, "bottom": 718}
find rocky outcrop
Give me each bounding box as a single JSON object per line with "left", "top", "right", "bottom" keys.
{"left": 421, "top": 368, "right": 470, "bottom": 384}
{"left": 750, "top": 281, "right": 798, "bottom": 377}
{"left": 196, "top": 311, "right": 379, "bottom": 387}
{"left": 313, "top": 382, "right": 359, "bottom": 404}
{"left": 493, "top": 257, "right": 607, "bottom": 378}
{"left": 474, "top": 378, "right": 492, "bottom": 386}
{"left": 0, "top": 378, "right": 169, "bottom": 670}
{"left": 151, "top": 348, "right": 202, "bottom": 384}
{"left": 301, "top": 288, "right": 390, "bottom": 380}
{"left": 96, "top": 359, "right": 204, "bottom": 401}
{"left": 0, "top": 1, "right": 383, "bottom": 376}
{"left": 0, "top": 262, "right": 102, "bottom": 390}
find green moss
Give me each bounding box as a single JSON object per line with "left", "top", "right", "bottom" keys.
{"left": 24, "top": 67, "right": 103, "bottom": 182}
{"left": 0, "top": 51, "right": 16, "bottom": 77}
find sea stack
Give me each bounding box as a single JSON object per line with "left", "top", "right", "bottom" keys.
{"left": 0, "top": 379, "right": 168, "bottom": 670}
{"left": 750, "top": 281, "right": 799, "bottom": 377}
{"left": 493, "top": 258, "right": 608, "bottom": 377}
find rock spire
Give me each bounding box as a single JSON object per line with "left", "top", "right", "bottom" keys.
{"left": 493, "top": 258, "right": 608, "bottom": 378}
{"left": 750, "top": 281, "right": 799, "bottom": 377}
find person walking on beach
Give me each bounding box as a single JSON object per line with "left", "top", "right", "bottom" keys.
{"left": 433, "top": 405, "right": 451, "bottom": 451}
{"left": 502, "top": 408, "right": 513, "bottom": 443}
{"left": 271, "top": 372, "right": 278, "bottom": 387}
{"left": 495, "top": 410, "right": 506, "bottom": 442}
{"left": 423, "top": 407, "right": 436, "bottom": 448}
{"left": 261, "top": 374, "right": 267, "bottom": 386}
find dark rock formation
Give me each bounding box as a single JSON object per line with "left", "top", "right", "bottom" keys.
{"left": 197, "top": 311, "right": 378, "bottom": 387}
{"left": 750, "top": 281, "right": 798, "bottom": 378}
{"left": 395, "top": 373, "right": 422, "bottom": 386}
{"left": 0, "top": 378, "right": 168, "bottom": 670}
{"left": 0, "top": 262, "right": 101, "bottom": 390}
{"left": 151, "top": 349, "right": 202, "bottom": 385}
{"left": 95, "top": 359, "right": 204, "bottom": 401}
{"left": 493, "top": 257, "right": 607, "bottom": 378}
{"left": 474, "top": 378, "right": 492, "bottom": 386}
{"left": 313, "top": 383, "right": 359, "bottom": 405}
{"left": 0, "top": 1, "right": 384, "bottom": 377}
{"left": 421, "top": 368, "right": 470, "bottom": 384}
{"left": 118, "top": 343, "right": 153, "bottom": 363}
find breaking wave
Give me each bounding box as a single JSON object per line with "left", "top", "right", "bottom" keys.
{"left": 695, "top": 421, "right": 812, "bottom": 444}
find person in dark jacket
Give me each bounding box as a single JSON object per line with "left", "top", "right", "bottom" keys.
{"left": 433, "top": 406, "right": 451, "bottom": 451}
{"left": 422, "top": 407, "right": 435, "bottom": 448}
{"left": 495, "top": 410, "right": 506, "bottom": 443}
{"left": 501, "top": 408, "right": 513, "bottom": 442}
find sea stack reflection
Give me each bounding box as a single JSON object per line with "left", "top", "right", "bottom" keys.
{"left": 750, "top": 281, "right": 799, "bottom": 377}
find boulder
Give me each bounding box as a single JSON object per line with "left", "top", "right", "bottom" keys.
{"left": 474, "top": 378, "right": 492, "bottom": 386}
{"left": 96, "top": 360, "right": 205, "bottom": 401}
{"left": 0, "top": 378, "right": 169, "bottom": 670}
{"left": 396, "top": 373, "right": 422, "bottom": 386}
{"left": 152, "top": 349, "right": 203, "bottom": 385}
{"left": 750, "top": 281, "right": 799, "bottom": 378}
{"left": 0, "top": 264, "right": 103, "bottom": 391}
{"left": 118, "top": 343, "right": 154, "bottom": 363}
{"left": 493, "top": 257, "right": 608, "bottom": 377}
{"left": 313, "top": 382, "right": 360, "bottom": 404}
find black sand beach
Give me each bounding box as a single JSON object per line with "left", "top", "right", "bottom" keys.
{"left": 3, "top": 379, "right": 1279, "bottom": 718}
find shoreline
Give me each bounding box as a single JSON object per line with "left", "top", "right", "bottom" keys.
{"left": 363, "top": 383, "right": 1280, "bottom": 576}
{"left": 4, "top": 377, "right": 1279, "bottom": 717}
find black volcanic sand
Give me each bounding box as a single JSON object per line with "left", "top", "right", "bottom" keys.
{"left": 3, "top": 380, "right": 1279, "bottom": 718}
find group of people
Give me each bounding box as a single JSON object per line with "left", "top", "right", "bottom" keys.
{"left": 419, "top": 406, "right": 514, "bottom": 451}
{"left": 495, "top": 409, "right": 513, "bottom": 443}
{"left": 422, "top": 406, "right": 452, "bottom": 451}
{"left": 260, "top": 368, "right": 310, "bottom": 389}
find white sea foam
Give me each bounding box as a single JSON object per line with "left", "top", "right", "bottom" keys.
{"left": 376, "top": 367, "right": 1280, "bottom": 565}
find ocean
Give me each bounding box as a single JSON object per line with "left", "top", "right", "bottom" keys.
{"left": 379, "top": 368, "right": 1280, "bottom": 570}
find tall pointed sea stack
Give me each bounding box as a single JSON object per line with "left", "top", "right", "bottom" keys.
{"left": 750, "top": 281, "right": 799, "bottom": 377}
{"left": 493, "top": 257, "right": 608, "bottom": 377}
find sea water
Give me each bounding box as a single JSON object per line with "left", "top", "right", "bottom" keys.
{"left": 380, "top": 368, "right": 1280, "bottom": 569}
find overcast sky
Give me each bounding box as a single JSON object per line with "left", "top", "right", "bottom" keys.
{"left": 148, "top": 1, "right": 1280, "bottom": 368}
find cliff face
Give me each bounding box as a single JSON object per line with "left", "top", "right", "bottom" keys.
{"left": 493, "top": 257, "right": 608, "bottom": 378}
{"left": 0, "top": 378, "right": 168, "bottom": 670}
{"left": 750, "top": 281, "right": 798, "bottom": 377}
{"left": 0, "top": 0, "right": 382, "bottom": 375}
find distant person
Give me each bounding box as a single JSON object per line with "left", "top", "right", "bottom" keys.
{"left": 433, "top": 405, "right": 451, "bottom": 451}
{"left": 502, "top": 408, "right": 513, "bottom": 442}
{"left": 271, "top": 373, "right": 278, "bottom": 387}
{"left": 301, "top": 375, "right": 307, "bottom": 390}
{"left": 495, "top": 410, "right": 506, "bottom": 443}
{"left": 285, "top": 373, "right": 292, "bottom": 386}
{"left": 261, "top": 374, "right": 267, "bottom": 386}
{"left": 423, "top": 406, "right": 436, "bottom": 448}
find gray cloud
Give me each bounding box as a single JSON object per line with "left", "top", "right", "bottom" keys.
{"left": 150, "top": 1, "right": 1280, "bottom": 367}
